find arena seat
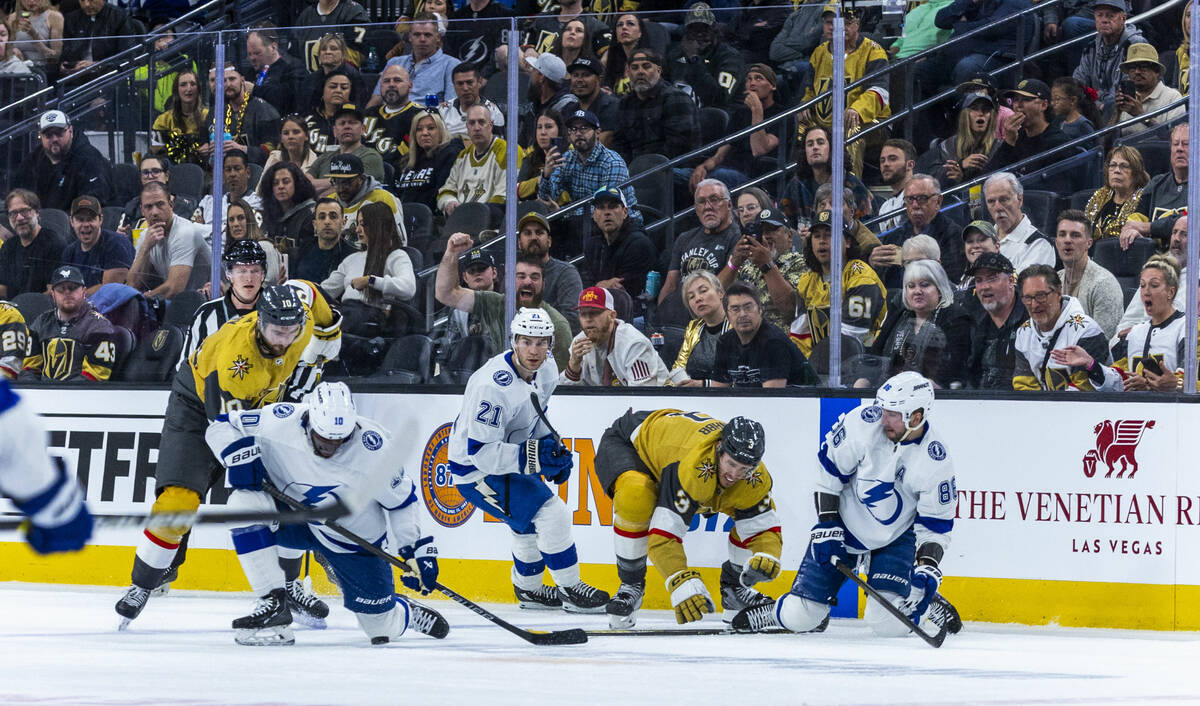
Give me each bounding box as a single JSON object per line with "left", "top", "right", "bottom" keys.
{"left": 117, "top": 325, "right": 183, "bottom": 382}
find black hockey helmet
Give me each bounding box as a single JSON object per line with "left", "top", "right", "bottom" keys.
{"left": 223, "top": 239, "right": 267, "bottom": 271}
{"left": 256, "top": 284, "right": 305, "bottom": 327}
{"left": 719, "top": 416, "right": 765, "bottom": 467}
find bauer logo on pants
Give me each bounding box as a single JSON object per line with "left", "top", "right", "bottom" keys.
{"left": 420, "top": 422, "right": 476, "bottom": 527}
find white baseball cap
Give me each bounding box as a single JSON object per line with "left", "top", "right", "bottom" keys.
{"left": 39, "top": 110, "right": 69, "bottom": 132}
{"left": 524, "top": 52, "right": 567, "bottom": 84}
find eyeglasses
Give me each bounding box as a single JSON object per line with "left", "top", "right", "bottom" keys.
{"left": 695, "top": 195, "right": 728, "bottom": 207}
{"left": 566, "top": 125, "right": 593, "bottom": 133}
{"left": 1107, "top": 161, "right": 1132, "bottom": 171}
{"left": 1021, "top": 290, "right": 1057, "bottom": 305}
{"left": 8, "top": 207, "right": 33, "bottom": 218}
{"left": 904, "top": 194, "right": 936, "bottom": 204}
{"left": 141, "top": 167, "right": 166, "bottom": 177}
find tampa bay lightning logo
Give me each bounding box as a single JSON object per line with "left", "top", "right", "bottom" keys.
{"left": 273, "top": 404, "right": 294, "bottom": 418}
{"left": 493, "top": 370, "right": 513, "bottom": 386}
{"left": 928, "top": 441, "right": 947, "bottom": 461}
{"left": 861, "top": 405, "right": 882, "bottom": 423}
{"left": 361, "top": 430, "right": 384, "bottom": 450}
{"left": 859, "top": 479, "right": 904, "bottom": 525}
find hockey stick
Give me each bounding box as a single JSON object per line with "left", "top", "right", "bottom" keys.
{"left": 529, "top": 391, "right": 563, "bottom": 445}
{"left": 585, "top": 626, "right": 789, "bottom": 637}
{"left": 0, "top": 504, "right": 349, "bottom": 532}
{"left": 833, "top": 557, "right": 947, "bottom": 648}
{"left": 262, "top": 484, "right": 588, "bottom": 646}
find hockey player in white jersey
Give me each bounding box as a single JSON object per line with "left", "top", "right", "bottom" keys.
{"left": 734, "top": 371, "right": 961, "bottom": 636}
{"left": 0, "top": 380, "right": 92, "bottom": 553}
{"left": 206, "top": 382, "right": 448, "bottom": 646}
{"left": 448, "top": 307, "right": 610, "bottom": 612}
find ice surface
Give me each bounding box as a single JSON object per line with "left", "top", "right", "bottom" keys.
{"left": 1, "top": 584, "right": 1199, "bottom": 706}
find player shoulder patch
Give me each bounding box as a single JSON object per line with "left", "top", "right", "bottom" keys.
{"left": 860, "top": 405, "right": 882, "bottom": 423}
{"left": 493, "top": 369, "right": 513, "bottom": 387}
{"left": 390, "top": 475, "right": 403, "bottom": 490}
{"left": 273, "top": 403, "right": 295, "bottom": 418}
{"left": 927, "top": 440, "right": 947, "bottom": 461}
{"left": 831, "top": 425, "right": 846, "bottom": 447}
{"left": 361, "top": 429, "right": 384, "bottom": 451}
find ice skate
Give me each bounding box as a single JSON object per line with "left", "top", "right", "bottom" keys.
{"left": 285, "top": 576, "right": 329, "bottom": 629}
{"left": 605, "top": 581, "right": 644, "bottom": 628}
{"left": 515, "top": 583, "right": 562, "bottom": 610}
{"left": 558, "top": 581, "right": 610, "bottom": 614}
{"left": 408, "top": 599, "right": 450, "bottom": 639}
{"left": 926, "top": 594, "right": 962, "bottom": 634}
{"left": 115, "top": 585, "right": 150, "bottom": 630}
{"left": 720, "top": 583, "right": 774, "bottom": 623}
{"left": 149, "top": 566, "right": 177, "bottom": 598}
{"left": 233, "top": 588, "right": 294, "bottom": 646}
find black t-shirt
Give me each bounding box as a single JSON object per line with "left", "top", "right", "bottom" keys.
{"left": 293, "top": 239, "right": 355, "bottom": 284}
{"left": 712, "top": 321, "right": 810, "bottom": 387}
{"left": 723, "top": 100, "right": 787, "bottom": 177}
{"left": 0, "top": 228, "right": 66, "bottom": 297}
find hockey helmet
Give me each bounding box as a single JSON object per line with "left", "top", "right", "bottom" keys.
{"left": 510, "top": 307, "right": 556, "bottom": 348}
{"left": 305, "top": 382, "right": 357, "bottom": 456}
{"left": 874, "top": 371, "right": 934, "bottom": 432}
{"left": 257, "top": 284, "right": 306, "bottom": 327}
{"left": 719, "top": 416, "right": 765, "bottom": 468}
{"left": 222, "top": 239, "right": 267, "bottom": 273}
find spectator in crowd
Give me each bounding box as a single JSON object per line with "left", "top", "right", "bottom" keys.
{"left": 689, "top": 63, "right": 783, "bottom": 191}
{"left": 60, "top": 0, "right": 135, "bottom": 77}
{"left": 1014, "top": 265, "right": 1118, "bottom": 391}
{"left": 812, "top": 183, "right": 882, "bottom": 262}
{"left": 718, "top": 208, "right": 805, "bottom": 331}
{"left": 7, "top": 0, "right": 63, "bottom": 72}
{"left": 871, "top": 174, "right": 965, "bottom": 291}
{"left": 395, "top": 111, "right": 463, "bottom": 219}
{"left": 518, "top": 108, "right": 564, "bottom": 201}
{"left": 956, "top": 220, "right": 1001, "bottom": 293}
{"left": 1122, "top": 123, "right": 1189, "bottom": 248}
{"left": 548, "top": 18, "right": 593, "bottom": 69}
{"left": 734, "top": 187, "right": 772, "bottom": 229}
{"left": 729, "top": 0, "right": 790, "bottom": 66}
{"left": 446, "top": 0, "right": 514, "bottom": 72}
{"left": 799, "top": 6, "right": 889, "bottom": 177}
{"left": 580, "top": 186, "right": 655, "bottom": 303}
{"left": 245, "top": 28, "right": 304, "bottom": 116}
{"left": 1074, "top": 0, "right": 1144, "bottom": 114}
{"left": 308, "top": 103, "right": 386, "bottom": 195}
{"left": 259, "top": 161, "right": 317, "bottom": 252}
{"left": 60, "top": 195, "right": 133, "bottom": 293}
{"left": 119, "top": 155, "right": 183, "bottom": 235}
{"left": 125, "top": 182, "right": 211, "bottom": 299}
{"left": 520, "top": 53, "right": 575, "bottom": 146}
{"left": 1056, "top": 209, "right": 1124, "bottom": 339}
{"left": 22, "top": 265, "right": 121, "bottom": 382}
{"left": 299, "top": 33, "right": 368, "bottom": 110}
{"left": 994, "top": 79, "right": 1069, "bottom": 174}
{"left": 869, "top": 259, "right": 970, "bottom": 389}
{"left": 877, "top": 138, "right": 917, "bottom": 234}
{"left": 16, "top": 110, "right": 112, "bottom": 210}
{"left": 1050, "top": 77, "right": 1102, "bottom": 141}
{"left": 321, "top": 201, "right": 416, "bottom": 336}
{"left": 1110, "top": 255, "right": 1185, "bottom": 391}
{"left": 0, "top": 23, "right": 34, "bottom": 75}
{"left": 1115, "top": 214, "right": 1188, "bottom": 339}
{"left": 1085, "top": 145, "right": 1149, "bottom": 242}
{"left": 326, "top": 154, "right": 405, "bottom": 236}
{"left": 781, "top": 123, "right": 872, "bottom": 226}
{"left": 436, "top": 233, "right": 571, "bottom": 368}
{"left": 656, "top": 179, "right": 741, "bottom": 313}
{"left": 292, "top": 197, "right": 355, "bottom": 283}
{"left": 1043, "top": 0, "right": 1097, "bottom": 50}
{"left": 665, "top": 2, "right": 745, "bottom": 109}
{"left": 672, "top": 270, "right": 729, "bottom": 387}
{"left": 437, "top": 105, "right": 507, "bottom": 221}
{"left": 560, "top": 286, "right": 671, "bottom": 386}
{"left": 565, "top": 57, "right": 617, "bottom": 143}
{"left": 964, "top": 252, "right": 1026, "bottom": 388}
{"left": 712, "top": 281, "right": 815, "bottom": 388}
{"left": 768, "top": 1, "right": 825, "bottom": 100}
{"left": 194, "top": 150, "right": 262, "bottom": 225}
{"left": 1111, "top": 43, "right": 1186, "bottom": 136}
{"left": 928, "top": 0, "right": 1028, "bottom": 86}
{"left": 539, "top": 109, "right": 640, "bottom": 225}
{"left": 888, "top": 0, "right": 953, "bottom": 63}
{"left": 926, "top": 91, "right": 997, "bottom": 188}
{"left": 611, "top": 48, "right": 700, "bottom": 163}
{"left": 293, "top": 0, "right": 370, "bottom": 71}
{"left": 604, "top": 13, "right": 653, "bottom": 96}
{"left": 372, "top": 13, "right": 458, "bottom": 106}
{"left": 459, "top": 248, "right": 499, "bottom": 293}
{"left": 151, "top": 70, "right": 209, "bottom": 165}
{"left": 985, "top": 172, "right": 1056, "bottom": 272}
{"left": 1162, "top": 0, "right": 1191, "bottom": 94}
{"left": 364, "top": 63, "right": 422, "bottom": 169}
{"left": 224, "top": 198, "right": 284, "bottom": 286}
{"left": 263, "top": 114, "right": 318, "bottom": 174}
{"left": 505, "top": 0, "right": 611, "bottom": 70}
{"left": 793, "top": 209, "right": 887, "bottom": 359}
{"left": 518, "top": 211, "right": 582, "bottom": 333}
{"left": 201, "top": 64, "right": 281, "bottom": 165}
{"left": 306, "top": 69, "right": 356, "bottom": 152}
{"left": 439, "top": 62, "right": 504, "bottom": 138}
{"left": 0, "top": 188, "right": 66, "bottom": 298}
{"left": 177, "top": 240, "right": 268, "bottom": 366}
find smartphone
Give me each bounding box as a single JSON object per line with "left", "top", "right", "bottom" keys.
{"left": 1119, "top": 78, "right": 1135, "bottom": 97}
{"left": 423, "top": 93, "right": 439, "bottom": 110}
{"left": 1141, "top": 357, "right": 1164, "bottom": 376}
{"left": 550, "top": 137, "right": 566, "bottom": 153}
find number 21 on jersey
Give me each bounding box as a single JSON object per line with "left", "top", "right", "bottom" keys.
{"left": 475, "top": 400, "right": 503, "bottom": 427}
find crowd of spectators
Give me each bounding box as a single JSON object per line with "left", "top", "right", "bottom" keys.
{"left": 0, "top": 0, "right": 1191, "bottom": 392}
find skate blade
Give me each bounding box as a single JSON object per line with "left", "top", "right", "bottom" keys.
{"left": 607, "top": 612, "right": 637, "bottom": 629}
{"left": 149, "top": 583, "right": 171, "bottom": 598}
{"left": 517, "top": 601, "right": 563, "bottom": 610}
{"left": 291, "top": 612, "right": 327, "bottom": 630}
{"left": 235, "top": 626, "right": 295, "bottom": 646}
{"left": 117, "top": 617, "right": 133, "bottom": 631}
{"left": 562, "top": 603, "right": 608, "bottom": 614}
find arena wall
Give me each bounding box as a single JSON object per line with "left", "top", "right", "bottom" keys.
{"left": 3, "top": 388, "right": 1197, "bottom": 631}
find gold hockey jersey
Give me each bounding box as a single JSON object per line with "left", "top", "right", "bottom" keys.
{"left": 792, "top": 259, "right": 887, "bottom": 358}
{"left": 0, "top": 302, "right": 27, "bottom": 379}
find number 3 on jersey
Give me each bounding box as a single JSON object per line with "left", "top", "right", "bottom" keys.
{"left": 475, "top": 401, "right": 503, "bottom": 427}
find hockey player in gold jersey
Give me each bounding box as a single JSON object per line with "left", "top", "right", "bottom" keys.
{"left": 595, "top": 409, "right": 782, "bottom": 628}
{"left": 115, "top": 282, "right": 341, "bottom": 627}
{"left": 0, "top": 300, "right": 27, "bottom": 379}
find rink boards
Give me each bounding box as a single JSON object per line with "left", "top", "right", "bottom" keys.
{"left": 2, "top": 388, "right": 1199, "bottom": 631}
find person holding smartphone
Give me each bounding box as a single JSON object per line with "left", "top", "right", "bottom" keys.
{"left": 1110, "top": 43, "right": 1185, "bottom": 137}
{"left": 1100, "top": 255, "right": 1187, "bottom": 392}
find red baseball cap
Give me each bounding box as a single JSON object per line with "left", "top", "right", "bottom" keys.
{"left": 578, "top": 286, "right": 615, "bottom": 311}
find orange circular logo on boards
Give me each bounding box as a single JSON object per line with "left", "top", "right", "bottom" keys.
{"left": 421, "top": 422, "right": 476, "bottom": 527}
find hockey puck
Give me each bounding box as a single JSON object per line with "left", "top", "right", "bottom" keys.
{"left": 371, "top": 636, "right": 389, "bottom": 645}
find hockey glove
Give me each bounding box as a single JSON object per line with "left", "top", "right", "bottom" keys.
{"left": 539, "top": 439, "right": 573, "bottom": 485}
{"left": 740, "top": 552, "right": 782, "bottom": 587}
{"left": 398, "top": 536, "right": 439, "bottom": 595}
{"left": 519, "top": 436, "right": 573, "bottom": 483}
{"left": 15, "top": 460, "right": 93, "bottom": 554}
{"left": 808, "top": 521, "right": 850, "bottom": 566}
{"left": 219, "top": 437, "right": 267, "bottom": 490}
{"left": 666, "top": 569, "right": 714, "bottom": 624}
{"left": 902, "top": 563, "right": 943, "bottom": 624}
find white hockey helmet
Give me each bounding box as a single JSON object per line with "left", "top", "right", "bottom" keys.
{"left": 305, "top": 381, "right": 357, "bottom": 442}
{"left": 510, "top": 307, "right": 555, "bottom": 348}
{"left": 874, "top": 371, "right": 934, "bottom": 432}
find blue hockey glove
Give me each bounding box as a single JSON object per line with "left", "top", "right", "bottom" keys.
{"left": 15, "top": 461, "right": 93, "bottom": 554}
{"left": 808, "top": 521, "right": 850, "bottom": 566}
{"left": 903, "top": 564, "right": 943, "bottom": 624}
{"left": 539, "top": 440, "right": 573, "bottom": 485}
{"left": 519, "top": 436, "right": 572, "bottom": 483}
{"left": 398, "top": 536, "right": 439, "bottom": 595}
{"left": 219, "top": 437, "right": 267, "bottom": 490}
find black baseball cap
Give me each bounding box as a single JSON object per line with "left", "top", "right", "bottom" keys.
{"left": 1003, "top": 78, "right": 1051, "bottom": 101}
{"left": 967, "top": 251, "right": 1015, "bottom": 276}
{"left": 50, "top": 265, "right": 85, "bottom": 287}
{"left": 461, "top": 249, "right": 495, "bottom": 270}
{"left": 566, "top": 109, "right": 600, "bottom": 129}
{"left": 327, "top": 154, "right": 364, "bottom": 179}
{"left": 755, "top": 208, "right": 787, "bottom": 229}
{"left": 567, "top": 57, "right": 602, "bottom": 75}
{"left": 332, "top": 103, "right": 365, "bottom": 122}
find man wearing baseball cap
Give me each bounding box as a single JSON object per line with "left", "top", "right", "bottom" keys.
{"left": 994, "top": 79, "right": 1068, "bottom": 174}
{"left": 309, "top": 103, "right": 386, "bottom": 195}
{"left": 14, "top": 109, "right": 113, "bottom": 211}
{"left": 664, "top": 2, "right": 745, "bottom": 109}
{"left": 689, "top": 62, "right": 783, "bottom": 191}
{"left": 719, "top": 208, "right": 805, "bottom": 330}
{"left": 327, "top": 153, "right": 406, "bottom": 237}
{"left": 61, "top": 195, "right": 135, "bottom": 293}
{"left": 561, "top": 286, "right": 670, "bottom": 387}
{"left": 612, "top": 48, "right": 700, "bottom": 162}
{"left": 1074, "top": 0, "right": 1145, "bottom": 112}
{"left": 1112, "top": 42, "right": 1184, "bottom": 136}
{"left": 23, "top": 265, "right": 123, "bottom": 382}
{"left": 521, "top": 52, "right": 575, "bottom": 144}
{"left": 964, "top": 251, "right": 1025, "bottom": 389}
{"left": 566, "top": 57, "right": 618, "bottom": 140}
{"left": 539, "top": 109, "right": 642, "bottom": 229}
{"left": 581, "top": 186, "right": 656, "bottom": 309}
{"left": 517, "top": 210, "right": 582, "bottom": 333}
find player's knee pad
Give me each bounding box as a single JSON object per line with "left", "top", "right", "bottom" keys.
{"left": 148, "top": 486, "right": 201, "bottom": 544}
{"left": 356, "top": 601, "right": 408, "bottom": 642}
{"left": 531, "top": 495, "right": 574, "bottom": 554}
{"left": 612, "top": 471, "right": 656, "bottom": 531}
{"left": 776, "top": 592, "right": 830, "bottom": 633}
{"left": 226, "top": 488, "right": 275, "bottom": 514}
{"left": 865, "top": 591, "right": 911, "bottom": 637}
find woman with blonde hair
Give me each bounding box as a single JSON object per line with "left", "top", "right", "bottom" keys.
{"left": 1110, "top": 254, "right": 1185, "bottom": 392}
{"left": 1085, "top": 145, "right": 1150, "bottom": 242}
{"left": 6, "top": 0, "right": 61, "bottom": 69}
{"left": 395, "top": 110, "right": 463, "bottom": 218}
{"left": 927, "top": 92, "right": 997, "bottom": 187}
{"left": 671, "top": 270, "right": 729, "bottom": 387}
{"left": 869, "top": 259, "right": 971, "bottom": 388}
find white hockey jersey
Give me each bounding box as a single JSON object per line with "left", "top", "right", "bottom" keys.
{"left": 815, "top": 403, "right": 957, "bottom": 556}
{"left": 0, "top": 380, "right": 59, "bottom": 502}
{"left": 206, "top": 403, "right": 421, "bottom": 556}
{"left": 448, "top": 350, "right": 558, "bottom": 484}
